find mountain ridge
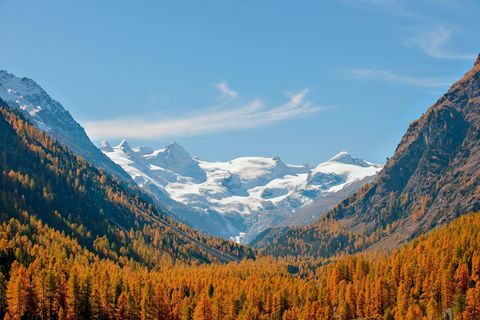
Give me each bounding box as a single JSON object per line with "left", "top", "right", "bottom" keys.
{"left": 253, "top": 54, "right": 480, "bottom": 257}
{"left": 0, "top": 70, "right": 132, "bottom": 182}
{"left": 102, "top": 139, "right": 381, "bottom": 242}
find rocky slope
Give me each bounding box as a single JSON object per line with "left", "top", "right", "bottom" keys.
{"left": 0, "top": 70, "right": 131, "bottom": 182}
{"left": 253, "top": 55, "right": 480, "bottom": 256}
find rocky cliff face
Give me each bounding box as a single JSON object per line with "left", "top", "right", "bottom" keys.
{"left": 345, "top": 55, "right": 480, "bottom": 239}
{"left": 253, "top": 55, "right": 480, "bottom": 256}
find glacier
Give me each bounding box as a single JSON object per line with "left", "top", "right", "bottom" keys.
{"left": 101, "top": 140, "right": 382, "bottom": 243}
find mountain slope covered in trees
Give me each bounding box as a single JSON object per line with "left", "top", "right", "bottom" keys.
{"left": 253, "top": 55, "right": 480, "bottom": 258}
{"left": 1, "top": 191, "right": 480, "bottom": 319}
{"left": 0, "top": 101, "right": 254, "bottom": 265}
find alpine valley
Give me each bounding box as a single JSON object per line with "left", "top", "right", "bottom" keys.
{"left": 0, "top": 52, "right": 479, "bottom": 320}
{"left": 0, "top": 69, "right": 381, "bottom": 243}
{"left": 1, "top": 2, "right": 480, "bottom": 319}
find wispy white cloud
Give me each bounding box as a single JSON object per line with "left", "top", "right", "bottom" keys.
{"left": 338, "top": 0, "right": 401, "bottom": 9}
{"left": 84, "top": 87, "right": 329, "bottom": 140}
{"left": 404, "top": 25, "right": 476, "bottom": 60}
{"left": 338, "top": 1, "right": 475, "bottom": 60}
{"left": 214, "top": 81, "right": 238, "bottom": 101}
{"left": 352, "top": 68, "right": 452, "bottom": 87}
{"left": 336, "top": 0, "right": 422, "bottom": 19}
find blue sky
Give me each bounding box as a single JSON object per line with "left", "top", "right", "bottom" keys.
{"left": 0, "top": 0, "right": 478, "bottom": 164}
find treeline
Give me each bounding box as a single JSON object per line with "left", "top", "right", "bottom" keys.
{"left": 2, "top": 207, "right": 480, "bottom": 319}
{"left": 0, "top": 104, "right": 254, "bottom": 265}
{"left": 254, "top": 185, "right": 447, "bottom": 259}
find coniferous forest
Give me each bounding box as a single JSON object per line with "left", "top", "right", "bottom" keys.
{"left": 2, "top": 175, "right": 480, "bottom": 319}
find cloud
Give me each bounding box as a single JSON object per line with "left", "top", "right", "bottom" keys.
{"left": 352, "top": 68, "right": 453, "bottom": 87}
{"left": 339, "top": 2, "right": 475, "bottom": 59}
{"left": 336, "top": 0, "right": 421, "bottom": 19}
{"left": 84, "top": 87, "right": 328, "bottom": 140}
{"left": 404, "top": 25, "right": 476, "bottom": 60}
{"left": 214, "top": 82, "right": 238, "bottom": 101}
{"left": 337, "top": 0, "right": 401, "bottom": 11}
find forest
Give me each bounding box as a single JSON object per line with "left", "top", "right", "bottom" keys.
{"left": 1, "top": 202, "right": 480, "bottom": 319}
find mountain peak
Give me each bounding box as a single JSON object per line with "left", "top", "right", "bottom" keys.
{"left": 143, "top": 142, "right": 206, "bottom": 181}
{"left": 117, "top": 139, "right": 132, "bottom": 151}
{"left": 133, "top": 145, "right": 154, "bottom": 155}
{"left": 166, "top": 141, "right": 186, "bottom": 153}
{"left": 328, "top": 151, "right": 370, "bottom": 167}
{"left": 161, "top": 141, "right": 194, "bottom": 160}
{"left": 0, "top": 70, "right": 132, "bottom": 182}
{"left": 0, "top": 70, "right": 44, "bottom": 97}
{"left": 271, "top": 155, "right": 289, "bottom": 170}
{"left": 99, "top": 140, "right": 113, "bottom": 152}
{"left": 475, "top": 53, "right": 480, "bottom": 67}
{"left": 329, "top": 151, "right": 353, "bottom": 163}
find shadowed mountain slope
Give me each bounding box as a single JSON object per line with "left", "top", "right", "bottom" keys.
{"left": 253, "top": 55, "right": 480, "bottom": 257}
{"left": 0, "top": 100, "right": 254, "bottom": 264}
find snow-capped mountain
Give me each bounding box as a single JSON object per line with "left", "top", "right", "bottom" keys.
{"left": 0, "top": 69, "right": 381, "bottom": 242}
{"left": 102, "top": 140, "right": 382, "bottom": 242}
{"left": 0, "top": 70, "right": 131, "bottom": 182}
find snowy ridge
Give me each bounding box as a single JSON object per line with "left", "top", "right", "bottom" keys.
{"left": 0, "top": 70, "right": 63, "bottom": 131}
{"left": 0, "top": 70, "right": 132, "bottom": 182}
{"left": 102, "top": 141, "right": 382, "bottom": 242}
